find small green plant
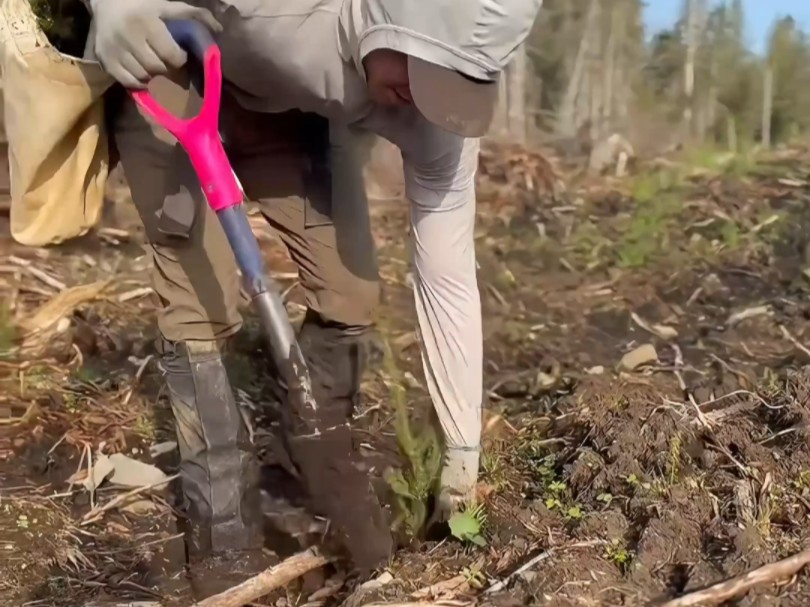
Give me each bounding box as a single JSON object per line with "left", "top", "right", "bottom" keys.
{"left": 596, "top": 492, "right": 614, "bottom": 506}
{"left": 134, "top": 414, "right": 157, "bottom": 441}
{"left": 544, "top": 478, "right": 566, "bottom": 510}
{"left": 0, "top": 304, "right": 16, "bottom": 358}
{"left": 63, "top": 392, "right": 81, "bottom": 414}
{"left": 617, "top": 192, "right": 682, "bottom": 268}
{"left": 71, "top": 366, "right": 102, "bottom": 384}
{"left": 448, "top": 502, "right": 488, "bottom": 547}
{"left": 719, "top": 221, "right": 742, "bottom": 249}
{"left": 569, "top": 220, "right": 611, "bottom": 267}
{"left": 16, "top": 514, "right": 30, "bottom": 530}
{"left": 542, "top": 479, "right": 584, "bottom": 522}
{"left": 604, "top": 538, "right": 632, "bottom": 571}
{"left": 624, "top": 473, "right": 653, "bottom": 493}
{"left": 757, "top": 487, "right": 779, "bottom": 539}
{"left": 481, "top": 447, "right": 510, "bottom": 493}
{"left": 523, "top": 448, "right": 560, "bottom": 490}
{"left": 791, "top": 470, "right": 810, "bottom": 492}
{"left": 564, "top": 505, "right": 584, "bottom": 521}
{"left": 461, "top": 564, "right": 488, "bottom": 589}
{"left": 667, "top": 432, "right": 683, "bottom": 484}
{"left": 382, "top": 340, "right": 442, "bottom": 539}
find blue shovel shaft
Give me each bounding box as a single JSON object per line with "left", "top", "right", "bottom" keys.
{"left": 216, "top": 206, "right": 296, "bottom": 370}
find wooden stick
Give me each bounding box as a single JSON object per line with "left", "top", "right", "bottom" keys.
{"left": 192, "top": 548, "right": 330, "bottom": 607}
{"left": 80, "top": 474, "right": 179, "bottom": 525}
{"left": 659, "top": 547, "right": 810, "bottom": 607}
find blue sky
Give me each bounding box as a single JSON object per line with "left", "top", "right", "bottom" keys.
{"left": 643, "top": 0, "right": 810, "bottom": 54}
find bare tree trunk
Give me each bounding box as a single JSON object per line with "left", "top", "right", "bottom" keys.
{"left": 557, "top": 0, "right": 600, "bottom": 136}
{"left": 490, "top": 77, "right": 509, "bottom": 137}
{"left": 526, "top": 72, "right": 543, "bottom": 142}
{"left": 602, "top": 0, "right": 618, "bottom": 135}
{"left": 704, "top": 43, "right": 718, "bottom": 142}
{"left": 762, "top": 64, "right": 774, "bottom": 148}
{"left": 588, "top": 0, "right": 604, "bottom": 142}
{"left": 726, "top": 114, "right": 738, "bottom": 153}
{"left": 506, "top": 45, "right": 528, "bottom": 143}
{"left": 683, "top": 0, "right": 704, "bottom": 137}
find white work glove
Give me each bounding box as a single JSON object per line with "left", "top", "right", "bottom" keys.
{"left": 89, "top": 0, "right": 222, "bottom": 89}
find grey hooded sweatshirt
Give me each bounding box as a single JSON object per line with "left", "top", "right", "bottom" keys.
{"left": 208, "top": 0, "right": 541, "bottom": 490}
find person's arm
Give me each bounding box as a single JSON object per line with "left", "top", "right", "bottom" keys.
{"left": 401, "top": 126, "right": 482, "bottom": 503}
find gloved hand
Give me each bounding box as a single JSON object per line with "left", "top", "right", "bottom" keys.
{"left": 89, "top": 0, "right": 222, "bottom": 89}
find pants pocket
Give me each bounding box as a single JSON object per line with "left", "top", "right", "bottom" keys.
{"left": 302, "top": 115, "right": 334, "bottom": 229}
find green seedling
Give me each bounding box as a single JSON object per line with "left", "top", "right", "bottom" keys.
{"left": 382, "top": 339, "right": 442, "bottom": 539}
{"left": 791, "top": 470, "right": 810, "bottom": 492}
{"left": 461, "top": 566, "right": 487, "bottom": 589}
{"left": 63, "top": 392, "right": 81, "bottom": 414}
{"left": 596, "top": 493, "right": 614, "bottom": 506}
{"left": 0, "top": 304, "right": 15, "bottom": 358}
{"left": 667, "top": 432, "right": 683, "bottom": 484}
{"left": 449, "top": 502, "right": 488, "bottom": 547}
{"left": 564, "top": 505, "right": 584, "bottom": 521}
{"left": 134, "top": 414, "right": 157, "bottom": 441}
{"left": 625, "top": 473, "right": 651, "bottom": 491}
{"left": 604, "top": 538, "right": 632, "bottom": 571}
{"left": 481, "top": 447, "right": 510, "bottom": 493}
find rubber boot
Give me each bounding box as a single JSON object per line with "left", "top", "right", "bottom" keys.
{"left": 278, "top": 311, "right": 393, "bottom": 575}
{"left": 157, "top": 339, "right": 274, "bottom": 600}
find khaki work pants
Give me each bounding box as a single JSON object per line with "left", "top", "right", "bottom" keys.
{"left": 111, "top": 75, "right": 380, "bottom": 342}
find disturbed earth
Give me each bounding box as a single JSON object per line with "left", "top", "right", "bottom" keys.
{"left": 3, "top": 143, "right": 810, "bottom": 606}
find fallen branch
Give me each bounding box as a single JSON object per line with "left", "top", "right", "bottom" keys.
{"left": 659, "top": 547, "right": 810, "bottom": 607}
{"left": 779, "top": 325, "right": 810, "bottom": 360}
{"left": 191, "top": 548, "right": 330, "bottom": 607}
{"left": 485, "top": 540, "right": 602, "bottom": 594}
{"left": 80, "top": 474, "right": 178, "bottom": 525}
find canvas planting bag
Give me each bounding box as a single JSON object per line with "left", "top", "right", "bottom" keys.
{"left": 0, "top": 0, "right": 114, "bottom": 246}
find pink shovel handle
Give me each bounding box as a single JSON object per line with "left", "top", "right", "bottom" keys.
{"left": 130, "top": 21, "right": 242, "bottom": 212}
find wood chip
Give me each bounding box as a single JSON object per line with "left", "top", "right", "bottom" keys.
{"left": 631, "top": 312, "right": 678, "bottom": 341}
{"left": 619, "top": 344, "right": 658, "bottom": 371}
{"left": 118, "top": 287, "right": 154, "bottom": 302}
{"left": 726, "top": 305, "right": 771, "bottom": 327}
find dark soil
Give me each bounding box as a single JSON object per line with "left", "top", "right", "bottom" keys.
{"left": 4, "top": 146, "right": 810, "bottom": 605}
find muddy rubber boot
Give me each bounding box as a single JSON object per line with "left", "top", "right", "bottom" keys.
{"left": 158, "top": 339, "right": 274, "bottom": 600}
{"left": 280, "top": 311, "right": 393, "bottom": 575}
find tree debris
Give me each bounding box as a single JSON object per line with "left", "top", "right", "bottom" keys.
{"left": 619, "top": 344, "right": 658, "bottom": 371}
{"left": 190, "top": 548, "right": 330, "bottom": 607}
{"left": 659, "top": 547, "right": 810, "bottom": 607}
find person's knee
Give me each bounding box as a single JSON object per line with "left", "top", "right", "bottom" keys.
{"left": 314, "top": 277, "right": 379, "bottom": 330}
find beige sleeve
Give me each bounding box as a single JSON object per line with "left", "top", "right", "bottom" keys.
{"left": 402, "top": 135, "right": 482, "bottom": 452}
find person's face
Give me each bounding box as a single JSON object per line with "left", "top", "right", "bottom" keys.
{"left": 363, "top": 49, "right": 414, "bottom": 107}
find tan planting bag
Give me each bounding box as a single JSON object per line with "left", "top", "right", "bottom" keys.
{"left": 0, "top": 0, "right": 114, "bottom": 246}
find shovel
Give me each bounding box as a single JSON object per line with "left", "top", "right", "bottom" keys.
{"left": 131, "top": 19, "right": 317, "bottom": 416}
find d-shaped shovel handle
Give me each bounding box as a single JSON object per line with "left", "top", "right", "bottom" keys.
{"left": 130, "top": 20, "right": 242, "bottom": 213}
